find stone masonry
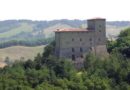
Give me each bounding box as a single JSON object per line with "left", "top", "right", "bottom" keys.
{"left": 54, "top": 18, "right": 108, "bottom": 67}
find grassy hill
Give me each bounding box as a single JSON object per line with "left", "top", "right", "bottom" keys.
{"left": 0, "top": 45, "right": 45, "bottom": 62}
{"left": 0, "top": 23, "right": 33, "bottom": 38}
{"left": 43, "top": 23, "right": 72, "bottom": 38}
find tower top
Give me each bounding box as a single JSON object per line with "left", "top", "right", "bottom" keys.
{"left": 88, "top": 17, "right": 105, "bottom": 20}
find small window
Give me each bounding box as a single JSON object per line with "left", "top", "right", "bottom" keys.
{"left": 90, "top": 47, "right": 92, "bottom": 51}
{"left": 98, "top": 38, "right": 101, "bottom": 41}
{"left": 72, "top": 38, "right": 74, "bottom": 41}
{"left": 72, "top": 48, "right": 75, "bottom": 52}
{"left": 81, "top": 54, "right": 83, "bottom": 58}
{"left": 89, "top": 38, "right": 92, "bottom": 41}
{"left": 80, "top": 47, "right": 83, "bottom": 52}
{"left": 80, "top": 38, "right": 82, "bottom": 41}
{"left": 72, "top": 54, "right": 75, "bottom": 61}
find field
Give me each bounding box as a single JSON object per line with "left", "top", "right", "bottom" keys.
{"left": 0, "top": 45, "right": 45, "bottom": 62}
{"left": 0, "top": 62, "right": 7, "bottom": 68}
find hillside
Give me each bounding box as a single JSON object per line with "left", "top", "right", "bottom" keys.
{"left": 0, "top": 20, "right": 129, "bottom": 43}
{"left": 0, "top": 23, "right": 33, "bottom": 38}
{"left": 0, "top": 45, "right": 45, "bottom": 62}
{"left": 43, "top": 23, "right": 72, "bottom": 38}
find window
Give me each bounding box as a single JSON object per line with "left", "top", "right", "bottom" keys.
{"left": 72, "top": 54, "right": 75, "bottom": 61}
{"left": 80, "top": 38, "right": 82, "bottom": 41}
{"left": 72, "top": 38, "right": 74, "bottom": 41}
{"left": 90, "top": 47, "right": 92, "bottom": 51}
{"left": 72, "top": 48, "right": 75, "bottom": 52}
{"left": 98, "top": 38, "right": 101, "bottom": 41}
{"left": 89, "top": 38, "right": 92, "bottom": 41}
{"left": 99, "top": 25, "right": 102, "bottom": 28}
{"left": 81, "top": 54, "right": 83, "bottom": 58}
{"left": 80, "top": 47, "right": 83, "bottom": 52}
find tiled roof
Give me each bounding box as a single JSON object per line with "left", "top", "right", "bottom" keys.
{"left": 54, "top": 28, "right": 91, "bottom": 32}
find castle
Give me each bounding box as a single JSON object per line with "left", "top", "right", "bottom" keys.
{"left": 54, "top": 18, "right": 107, "bottom": 67}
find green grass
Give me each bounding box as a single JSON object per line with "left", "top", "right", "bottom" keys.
{"left": 0, "top": 23, "right": 33, "bottom": 38}
{"left": 0, "top": 45, "right": 45, "bottom": 62}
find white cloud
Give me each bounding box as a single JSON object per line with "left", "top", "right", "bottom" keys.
{"left": 0, "top": 0, "right": 129, "bottom": 21}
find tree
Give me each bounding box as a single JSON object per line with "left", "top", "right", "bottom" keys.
{"left": 42, "top": 41, "right": 55, "bottom": 58}
{"left": 107, "top": 27, "right": 130, "bottom": 58}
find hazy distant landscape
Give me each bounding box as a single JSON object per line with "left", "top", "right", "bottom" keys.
{"left": 0, "top": 20, "right": 130, "bottom": 42}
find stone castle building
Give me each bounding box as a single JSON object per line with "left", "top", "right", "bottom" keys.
{"left": 54, "top": 18, "right": 107, "bottom": 64}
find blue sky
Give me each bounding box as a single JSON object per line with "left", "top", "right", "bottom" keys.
{"left": 0, "top": 0, "right": 129, "bottom": 21}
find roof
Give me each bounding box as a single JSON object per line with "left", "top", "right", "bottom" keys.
{"left": 88, "top": 17, "right": 105, "bottom": 20}
{"left": 54, "top": 28, "right": 92, "bottom": 32}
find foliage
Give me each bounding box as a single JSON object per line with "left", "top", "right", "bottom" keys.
{"left": 0, "top": 37, "right": 53, "bottom": 48}
{"left": 107, "top": 27, "right": 130, "bottom": 58}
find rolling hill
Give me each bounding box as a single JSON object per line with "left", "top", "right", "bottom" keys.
{"left": 0, "top": 45, "right": 45, "bottom": 62}
{"left": 0, "top": 23, "right": 33, "bottom": 38}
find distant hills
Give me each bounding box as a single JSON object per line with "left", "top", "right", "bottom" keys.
{"left": 0, "top": 19, "right": 130, "bottom": 42}
{"left": 0, "top": 19, "right": 86, "bottom": 41}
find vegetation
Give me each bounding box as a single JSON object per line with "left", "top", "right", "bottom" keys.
{"left": 107, "top": 27, "right": 130, "bottom": 58}
{"left": 0, "top": 28, "right": 130, "bottom": 90}
{"left": 0, "top": 37, "right": 53, "bottom": 48}
{"left": 0, "top": 23, "right": 33, "bottom": 38}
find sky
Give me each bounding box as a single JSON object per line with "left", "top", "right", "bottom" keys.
{"left": 0, "top": 0, "right": 129, "bottom": 21}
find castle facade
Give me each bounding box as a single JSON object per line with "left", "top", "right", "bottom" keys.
{"left": 54, "top": 18, "right": 107, "bottom": 66}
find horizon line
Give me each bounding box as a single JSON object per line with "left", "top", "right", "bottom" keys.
{"left": 0, "top": 18, "right": 130, "bottom": 22}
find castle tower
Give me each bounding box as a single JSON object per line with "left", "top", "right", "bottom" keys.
{"left": 87, "top": 18, "right": 107, "bottom": 56}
